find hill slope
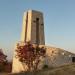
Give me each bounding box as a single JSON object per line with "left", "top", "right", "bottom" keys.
{"left": 12, "top": 63, "right": 75, "bottom": 75}
{"left": 0, "top": 63, "right": 75, "bottom": 75}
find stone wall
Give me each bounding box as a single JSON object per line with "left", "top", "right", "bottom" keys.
{"left": 38, "top": 45, "right": 75, "bottom": 69}
{"left": 12, "top": 44, "right": 75, "bottom": 72}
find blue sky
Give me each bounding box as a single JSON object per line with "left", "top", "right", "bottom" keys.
{"left": 0, "top": 0, "right": 75, "bottom": 60}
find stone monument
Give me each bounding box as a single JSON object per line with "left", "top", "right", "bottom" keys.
{"left": 12, "top": 10, "right": 75, "bottom": 73}
{"left": 12, "top": 10, "right": 45, "bottom": 73}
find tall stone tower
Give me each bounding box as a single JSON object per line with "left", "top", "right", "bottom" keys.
{"left": 21, "top": 10, "right": 45, "bottom": 45}
{"left": 12, "top": 10, "right": 45, "bottom": 73}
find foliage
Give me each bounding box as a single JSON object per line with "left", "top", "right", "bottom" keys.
{"left": 0, "top": 49, "right": 7, "bottom": 72}
{"left": 4, "top": 61, "right": 12, "bottom": 72}
{"left": 42, "top": 64, "right": 49, "bottom": 69}
{"left": 16, "top": 42, "right": 46, "bottom": 71}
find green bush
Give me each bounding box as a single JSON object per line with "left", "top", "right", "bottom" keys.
{"left": 42, "top": 64, "right": 49, "bottom": 69}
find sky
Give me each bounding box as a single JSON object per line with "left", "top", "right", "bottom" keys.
{"left": 0, "top": 0, "right": 75, "bottom": 60}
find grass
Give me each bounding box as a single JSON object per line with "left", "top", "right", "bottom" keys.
{"left": 0, "top": 63, "right": 75, "bottom": 75}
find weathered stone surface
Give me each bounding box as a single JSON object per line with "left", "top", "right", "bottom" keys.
{"left": 39, "top": 45, "right": 75, "bottom": 68}
{"left": 21, "top": 10, "right": 45, "bottom": 45}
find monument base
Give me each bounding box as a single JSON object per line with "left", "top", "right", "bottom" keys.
{"left": 12, "top": 44, "right": 75, "bottom": 73}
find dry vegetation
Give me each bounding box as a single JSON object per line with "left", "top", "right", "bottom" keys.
{"left": 0, "top": 63, "right": 75, "bottom": 75}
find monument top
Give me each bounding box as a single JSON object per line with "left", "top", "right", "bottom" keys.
{"left": 24, "top": 10, "right": 43, "bottom": 14}
{"left": 21, "top": 10, "right": 45, "bottom": 45}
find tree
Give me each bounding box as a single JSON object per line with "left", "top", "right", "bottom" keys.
{"left": 0, "top": 49, "right": 7, "bottom": 63}
{"left": 0, "top": 49, "right": 7, "bottom": 72}
{"left": 16, "top": 42, "right": 46, "bottom": 71}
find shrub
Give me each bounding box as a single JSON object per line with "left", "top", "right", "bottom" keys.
{"left": 0, "top": 49, "right": 8, "bottom": 72}
{"left": 15, "top": 41, "right": 46, "bottom": 71}
{"left": 42, "top": 64, "right": 49, "bottom": 69}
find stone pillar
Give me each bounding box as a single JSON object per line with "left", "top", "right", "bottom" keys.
{"left": 21, "top": 10, "right": 45, "bottom": 45}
